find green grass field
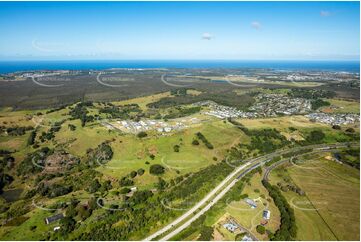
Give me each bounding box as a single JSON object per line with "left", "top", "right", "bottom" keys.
{"left": 222, "top": 171, "right": 281, "bottom": 240}
{"left": 96, "top": 118, "right": 248, "bottom": 187}
{"left": 325, "top": 99, "right": 360, "bottom": 114}
{"left": 237, "top": 115, "right": 358, "bottom": 144}
{"left": 0, "top": 96, "right": 249, "bottom": 192}
{"left": 184, "top": 170, "right": 281, "bottom": 241}
{"left": 0, "top": 190, "right": 98, "bottom": 241}
{"left": 237, "top": 115, "right": 328, "bottom": 130}
{"left": 0, "top": 208, "right": 54, "bottom": 240}
{"left": 269, "top": 156, "right": 360, "bottom": 241}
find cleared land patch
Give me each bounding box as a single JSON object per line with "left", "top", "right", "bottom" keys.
{"left": 269, "top": 157, "right": 360, "bottom": 241}
{"left": 222, "top": 172, "right": 281, "bottom": 240}
{"left": 237, "top": 115, "right": 327, "bottom": 130}
{"left": 324, "top": 98, "right": 360, "bottom": 114}
{"left": 112, "top": 92, "right": 172, "bottom": 111}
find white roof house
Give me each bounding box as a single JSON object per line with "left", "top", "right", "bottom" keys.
{"left": 223, "top": 223, "right": 238, "bottom": 233}
{"left": 263, "top": 210, "right": 271, "bottom": 220}
{"left": 244, "top": 198, "right": 257, "bottom": 209}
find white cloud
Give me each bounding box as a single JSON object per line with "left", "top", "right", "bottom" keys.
{"left": 251, "top": 21, "right": 261, "bottom": 30}
{"left": 201, "top": 32, "right": 213, "bottom": 40}
{"left": 32, "top": 39, "right": 65, "bottom": 53}
{"left": 320, "top": 10, "right": 331, "bottom": 17}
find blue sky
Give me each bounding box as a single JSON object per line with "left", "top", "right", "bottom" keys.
{"left": 0, "top": 1, "right": 359, "bottom": 60}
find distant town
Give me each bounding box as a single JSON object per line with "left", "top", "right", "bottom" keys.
{"left": 196, "top": 95, "right": 359, "bottom": 126}
{"left": 306, "top": 113, "right": 359, "bottom": 125}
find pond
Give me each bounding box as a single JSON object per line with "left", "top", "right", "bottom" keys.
{"left": 1, "top": 188, "right": 23, "bottom": 203}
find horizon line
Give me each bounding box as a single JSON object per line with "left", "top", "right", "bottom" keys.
{"left": 0, "top": 59, "right": 360, "bottom": 62}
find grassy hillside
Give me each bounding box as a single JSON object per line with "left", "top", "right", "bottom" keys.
{"left": 269, "top": 156, "right": 360, "bottom": 241}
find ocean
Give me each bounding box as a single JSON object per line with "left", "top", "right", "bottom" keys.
{"left": 0, "top": 60, "right": 359, "bottom": 74}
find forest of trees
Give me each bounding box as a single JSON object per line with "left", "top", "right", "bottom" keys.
{"left": 163, "top": 106, "right": 201, "bottom": 119}
{"left": 262, "top": 180, "right": 297, "bottom": 240}
{"left": 27, "top": 130, "right": 37, "bottom": 145}
{"left": 288, "top": 89, "right": 336, "bottom": 99}
{"left": 69, "top": 102, "right": 94, "bottom": 127}
{"left": 334, "top": 148, "right": 360, "bottom": 169}
{"left": 304, "top": 130, "right": 325, "bottom": 144}
{"left": 170, "top": 88, "right": 188, "bottom": 96}
{"left": 147, "top": 92, "right": 254, "bottom": 110}
{"left": 99, "top": 103, "right": 141, "bottom": 119}
{"left": 311, "top": 99, "right": 331, "bottom": 110}
{"left": 1, "top": 126, "right": 33, "bottom": 136}
{"left": 16, "top": 147, "right": 52, "bottom": 176}
{"left": 243, "top": 128, "right": 290, "bottom": 154}
{"left": 85, "top": 142, "right": 113, "bottom": 167}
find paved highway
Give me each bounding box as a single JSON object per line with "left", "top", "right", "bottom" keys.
{"left": 144, "top": 142, "right": 355, "bottom": 241}
{"left": 143, "top": 161, "right": 252, "bottom": 241}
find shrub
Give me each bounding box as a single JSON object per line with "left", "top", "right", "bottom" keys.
{"left": 288, "top": 127, "right": 297, "bottom": 132}
{"left": 256, "top": 225, "right": 266, "bottom": 234}
{"left": 198, "top": 226, "right": 213, "bottom": 240}
{"left": 192, "top": 139, "right": 199, "bottom": 145}
{"left": 149, "top": 164, "right": 165, "bottom": 175}
{"left": 137, "top": 168, "right": 145, "bottom": 176}
{"left": 87, "top": 179, "right": 101, "bottom": 193}
{"left": 27, "top": 130, "right": 36, "bottom": 146}
{"left": 346, "top": 128, "right": 355, "bottom": 133}
{"left": 120, "top": 187, "right": 131, "bottom": 194}
{"left": 137, "top": 131, "right": 147, "bottom": 138}
{"left": 60, "top": 217, "right": 76, "bottom": 233}
{"left": 306, "top": 130, "right": 325, "bottom": 144}
{"left": 119, "top": 177, "right": 134, "bottom": 187}
{"left": 311, "top": 99, "right": 330, "bottom": 110}
{"left": 130, "top": 171, "right": 137, "bottom": 178}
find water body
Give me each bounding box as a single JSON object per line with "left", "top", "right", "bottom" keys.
{"left": 1, "top": 188, "right": 23, "bottom": 203}
{"left": 0, "top": 60, "right": 359, "bottom": 74}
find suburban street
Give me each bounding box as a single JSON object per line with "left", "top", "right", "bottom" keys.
{"left": 144, "top": 142, "right": 354, "bottom": 241}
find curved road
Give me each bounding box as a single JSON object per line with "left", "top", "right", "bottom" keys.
{"left": 144, "top": 142, "right": 355, "bottom": 241}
